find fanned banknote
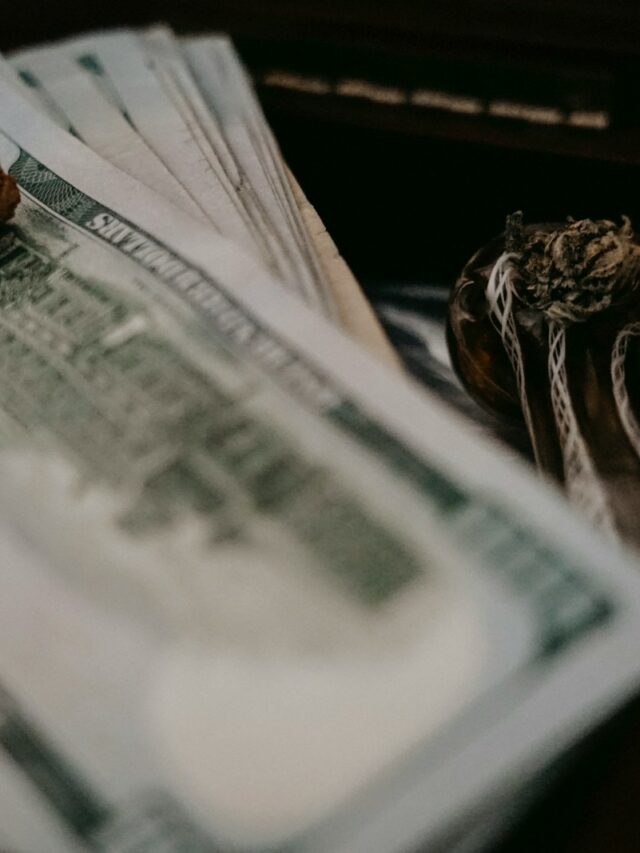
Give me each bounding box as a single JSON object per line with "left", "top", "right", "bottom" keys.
{"left": 1, "top": 29, "right": 640, "bottom": 853}
{"left": 13, "top": 29, "right": 400, "bottom": 367}
{"left": 13, "top": 30, "right": 335, "bottom": 318}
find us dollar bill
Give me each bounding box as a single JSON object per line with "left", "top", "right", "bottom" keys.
{"left": 0, "top": 54, "right": 44, "bottom": 110}
{"left": 0, "top": 75, "right": 639, "bottom": 853}
{"left": 184, "top": 36, "right": 322, "bottom": 273}
{"left": 9, "top": 29, "right": 402, "bottom": 363}
{"left": 11, "top": 37, "right": 259, "bottom": 241}
{"left": 16, "top": 28, "right": 335, "bottom": 316}
{"left": 11, "top": 45, "right": 200, "bottom": 215}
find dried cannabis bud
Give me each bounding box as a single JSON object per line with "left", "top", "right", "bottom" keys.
{"left": 448, "top": 211, "right": 640, "bottom": 548}
{"left": 505, "top": 211, "right": 640, "bottom": 323}
{"left": 0, "top": 168, "right": 20, "bottom": 223}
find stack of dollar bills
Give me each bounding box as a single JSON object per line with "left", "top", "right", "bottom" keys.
{"left": 0, "top": 25, "right": 639, "bottom": 853}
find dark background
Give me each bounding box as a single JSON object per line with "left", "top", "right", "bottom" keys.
{"left": 3, "top": 3, "right": 640, "bottom": 851}
{"left": 4, "top": 0, "right": 640, "bottom": 291}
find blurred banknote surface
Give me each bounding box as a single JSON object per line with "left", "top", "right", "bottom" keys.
{"left": 0, "top": 26, "right": 639, "bottom": 853}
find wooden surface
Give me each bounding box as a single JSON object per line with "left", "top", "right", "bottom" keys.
{"left": 2, "top": 3, "right": 640, "bottom": 850}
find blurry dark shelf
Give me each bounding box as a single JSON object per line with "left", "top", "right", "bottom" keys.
{"left": 257, "top": 84, "right": 640, "bottom": 167}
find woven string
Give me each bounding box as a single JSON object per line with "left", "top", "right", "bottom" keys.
{"left": 486, "top": 252, "right": 615, "bottom": 532}
{"left": 611, "top": 322, "right": 640, "bottom": 458}
{"left": 547, "top": 321, "right": 615, "bottom": 531}
{"left": 486, "top": 253, "right": 540, "bottom": 466}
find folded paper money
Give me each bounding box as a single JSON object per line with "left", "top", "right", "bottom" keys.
{"left": 0, "top": 26, "right": 640, "bottom": 853}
